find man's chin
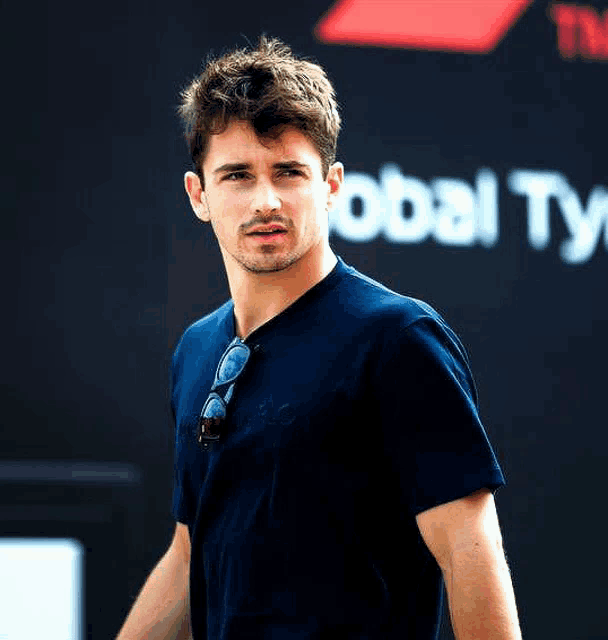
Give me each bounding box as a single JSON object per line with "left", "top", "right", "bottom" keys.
{"left": 239, "top": 253, "right": 299, "bottom": 274}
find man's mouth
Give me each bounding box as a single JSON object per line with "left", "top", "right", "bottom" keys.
{"left": 247, "top": 224, "right": 288, "bottom": 237}
{"left": 249, "top": 230, "right": 287, "bottom": 236}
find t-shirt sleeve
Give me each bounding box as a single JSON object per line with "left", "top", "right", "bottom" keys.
{"left": 171, "top": 416, "right": 194, "bottom": 526}
{"left": 172, "top": 473, "right": 194, "bottom": 526}
{"left": 170, "top": 345, "right": 195, "bottom": 527}
{"left": 374, "top": 315, "right": 505, "bottom": 516}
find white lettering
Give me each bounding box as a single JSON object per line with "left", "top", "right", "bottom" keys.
{"left": 329, "top": 164, "right": 605, "bottom": 265}
{"left": 476, "top": 169, "right": 499, "bottom": 248}
{"left": 557, "top": 185, "right": 608, "bottom": 264}
{"left": 380, "top": 164, "right": 433, "bottom": 243}
{"left": 431, "top": 178, "right": 476, "bottom": 246}
{"left": 507, "top": 170, "right": 567, "bottom": 250}
{"left": 331, "top": 172, "right": 383, "bottom": 242}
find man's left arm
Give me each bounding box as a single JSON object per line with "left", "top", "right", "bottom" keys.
{"left": 416, "top": 488, "right": 522, "bottom": 640}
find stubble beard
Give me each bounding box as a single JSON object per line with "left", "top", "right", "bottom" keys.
{"left": 217, "top": 215, "right": 325, "bottom": 274}
{"left": 234, "top": 219, "right": 314, "bottom": 274}
{"left": 235, "top": 246, "right": 301, "bottom": 273}
{"left": 234, "top": 228, "right": 322, "bottom": 274}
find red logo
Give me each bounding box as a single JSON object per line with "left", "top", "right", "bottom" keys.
{"left": 314, "top": 0, "right": 534, "bottom": 53}
{"left": 550, "top": 4, "right": 608, "bottom": 60}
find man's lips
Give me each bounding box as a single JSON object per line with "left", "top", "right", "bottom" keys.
{"left": 246, "top": 225, "right": 287, "bottom": 235}
{"left": 247, "top": 231, "right": 288, "bottom": 242}
{"left": 246, "top": 225, "right": 288, "bottom": 243}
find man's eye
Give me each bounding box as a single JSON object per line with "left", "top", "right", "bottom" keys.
{"left": 280, "top": 169, "right": 302, "bottom": 178}
{"left": 224, "top": 172, "right": 248, "bottom": 181}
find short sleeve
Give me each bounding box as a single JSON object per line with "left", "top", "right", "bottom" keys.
{"left": 172, "top": 426, "right": 195, "bottom": 526}
{"left": 374, "top": 316, "right": 505, "bottom": 516}
{"left": 172, "top": 464, "right": 194, "bottom": 525}
{"left": 170, "top": 345, "right": 195, "bottom": 526}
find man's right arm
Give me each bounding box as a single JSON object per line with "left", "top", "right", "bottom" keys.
{"left": 116, "top": 523, "right": 192, "bottom": 640}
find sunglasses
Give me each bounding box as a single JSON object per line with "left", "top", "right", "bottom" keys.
{"left": 198, "top": 337, "right": 251, "bottom": 446}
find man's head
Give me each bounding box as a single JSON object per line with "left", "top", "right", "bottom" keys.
{"left": 180, "top": 37, "right": 344, "bottom": 276}
{"left": 178, "top": 36, "right": 341, "bottom": 185}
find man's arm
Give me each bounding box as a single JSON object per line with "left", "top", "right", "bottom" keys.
{"left": 116, "top": 522, "right": 192, "bottom": 640}
{"left": 416, "top": 489, "right": 522, "bottom": 640}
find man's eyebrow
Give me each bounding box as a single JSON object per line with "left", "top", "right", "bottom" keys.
{"left": 213, "top": 163, "right": 251, "bottom": 175}
{"left": 213, "top": 161, "right": 311, "bottom": 175}
{"left": 274, "top": 161, "right": 310, "bottom": 170}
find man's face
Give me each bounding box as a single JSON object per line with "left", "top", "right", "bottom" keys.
{"left": 185, "top": 120, "right": 343, "bottom": 274}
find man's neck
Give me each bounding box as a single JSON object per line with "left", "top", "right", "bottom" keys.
{"left": 224, "top": 243, "right": 337, "bottom": 340}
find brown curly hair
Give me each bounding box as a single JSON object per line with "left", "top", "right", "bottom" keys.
{"left": 178, "top": 36, "right": 341, "bottom": 184}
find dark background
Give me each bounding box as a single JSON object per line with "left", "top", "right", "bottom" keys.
{"left": 2, "top": 0, "right": 607, "bottom": 638}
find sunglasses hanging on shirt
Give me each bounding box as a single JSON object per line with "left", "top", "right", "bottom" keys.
{"left": 198, "top": 337, "right": 251, "bottom": 446}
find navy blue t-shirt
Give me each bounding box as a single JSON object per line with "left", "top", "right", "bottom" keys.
{"left": 171, "top": 257, "right": 505, "bottom": 640}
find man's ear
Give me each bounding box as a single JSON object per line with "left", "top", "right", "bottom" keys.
{"left": 184, "top": 171, "right": 210, "bottom": 222}
{"left": 326, "top": 162, "right": 344, "bottom": 210}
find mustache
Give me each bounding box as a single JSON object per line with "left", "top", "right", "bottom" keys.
{"left": 240, "top": 215, "right": 292, "bottom": 234}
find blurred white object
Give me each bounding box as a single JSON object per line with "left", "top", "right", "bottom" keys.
{"left": 0, "top": 538, "right": 83, "bottom": 640}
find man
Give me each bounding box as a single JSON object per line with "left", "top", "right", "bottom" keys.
{"left": 116, "top": 37, "right": 522, "bottom": 640}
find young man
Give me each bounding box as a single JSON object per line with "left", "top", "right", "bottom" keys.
{"left": 117, "top": 37, "right": 522, "bottom": 640}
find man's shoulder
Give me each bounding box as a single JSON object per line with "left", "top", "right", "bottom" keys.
{"left": 173, "top": 300, "right": 233, "bottom": 358}
{"left": 337, "top": 262, "right": 443, "bottom": 331}
{"left": 185, "top": 299, "right": 233, "bottom": 334}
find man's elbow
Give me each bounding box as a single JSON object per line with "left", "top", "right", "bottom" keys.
{"left": 439, "top": 527, "right": 506, "bottom": 577}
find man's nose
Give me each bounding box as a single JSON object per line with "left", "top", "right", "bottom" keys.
{"left": 252, "top": 180, "right": 281, "bottom": 213}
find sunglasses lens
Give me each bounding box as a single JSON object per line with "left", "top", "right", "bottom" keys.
{"left": 216, "top": 344, "right": 249, "bottom": 384}
{"left": 202, "top": 394, "right": 226, "bottom": 419}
